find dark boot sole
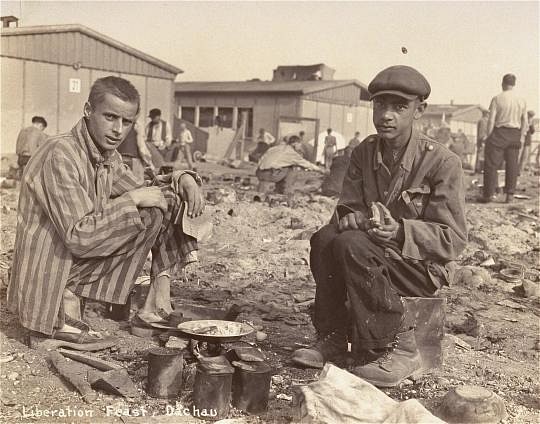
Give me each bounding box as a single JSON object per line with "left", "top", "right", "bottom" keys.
{"left": 363, "top": 367, "right": 425, "bottom": 388}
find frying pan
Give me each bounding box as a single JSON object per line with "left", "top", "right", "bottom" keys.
{"left": 176, "top": 320, "right": 254, "bottom": 343}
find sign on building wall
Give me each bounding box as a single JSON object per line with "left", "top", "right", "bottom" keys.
{"left": 69, "top": 78, "right": 81, "bottom": 93}
{"left": 346, "top": 112, "right": 353, "bottom": 123}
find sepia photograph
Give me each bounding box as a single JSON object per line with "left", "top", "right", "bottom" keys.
{"left": 0, "top": 0, "right": 538, "bottom": 422}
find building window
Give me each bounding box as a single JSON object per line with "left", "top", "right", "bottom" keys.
{"left": 217, "top": 107, "right": 233, "bottom": 128}
{"left": 181, "top": 107, "right": 195, "bottom": 124}
{"left": 199, "top": 107, "right": 215, "bottom": 128}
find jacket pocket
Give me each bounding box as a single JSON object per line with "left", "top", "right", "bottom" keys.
{"left": 401, "top": 185, "right": 431, "bottom": 217}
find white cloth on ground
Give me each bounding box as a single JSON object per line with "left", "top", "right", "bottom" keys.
{"left": 293, "top": 364, "right": 444, "bottom": 423}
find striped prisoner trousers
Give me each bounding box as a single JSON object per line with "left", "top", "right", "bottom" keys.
{"left": 59, "top": 187, "right": 196, "bottom": 330}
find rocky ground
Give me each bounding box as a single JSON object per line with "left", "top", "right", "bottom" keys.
{"left": 0, "top": 161, "right": 539, "bottom": 423}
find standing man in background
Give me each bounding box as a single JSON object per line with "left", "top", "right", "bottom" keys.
{"left": 177, "top": 122, "right": 194, "bottom": 170}
{"left": 146, "top": 108, "right": 175, "bottom": 162}
{"left": 480, "top": 74, "right": 527, "bottom": 203}
{"left": 117, "top": 122, "right": 159, "bottom": 181}
{"left": 475, "top": 110, "right": 489, "bottom": 174}
{"left": 15, "top": 116, "right": 48, "bottom": 178}
{"left": 518, "top": 110, "right": 535, "bottom": 175}
{"left": 323, "top": 128, "right": 337, "bottom": 170}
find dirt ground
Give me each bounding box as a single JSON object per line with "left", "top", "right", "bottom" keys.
{"left": 0, "top": 160, "right": 539, "bottom": 423}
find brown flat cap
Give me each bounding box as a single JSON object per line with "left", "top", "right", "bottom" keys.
{"left": 368, "top": 65, "right": 431, "bottom": 101}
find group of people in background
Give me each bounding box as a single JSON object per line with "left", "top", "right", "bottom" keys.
{"left": 15, "top": 108, "right": 196, "bottom": 183}
{"left": 418, "top": 74, "right": 536, "bottom": 204}
{"left": 253, "top": 126, "right": 364, "bottom": 195}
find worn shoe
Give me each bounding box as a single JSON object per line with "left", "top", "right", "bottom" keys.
{"left": 477, "top": 195, "right": 497, "bottom": 204}
{"left": 505, "top": 194, "right": 514, "bottom": 203}
{"left": 28, "top": 330, "right": 117, "bottom": 351}
{"left": 291, "top": 331, "right": 347, "bottom": 368}
{"left": 350, "top": 329, "right": 422, "bottom": 387}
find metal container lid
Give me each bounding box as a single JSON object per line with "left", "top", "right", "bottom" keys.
{"left": 197, "top": 355, "right": 234, "bottom": 375}
{"left": 232, "top": 360, "right": 271, "bottom": 374}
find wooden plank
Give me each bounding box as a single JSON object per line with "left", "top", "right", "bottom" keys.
{"left": 57, "top": 348, "right": 123, "bottom": 371}
{"left": 48, "top": 351, "right": 97, "bottom": 403}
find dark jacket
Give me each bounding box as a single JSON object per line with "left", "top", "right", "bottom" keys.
{"left": 336, "top": 130, "right": 467, "bottom": 286}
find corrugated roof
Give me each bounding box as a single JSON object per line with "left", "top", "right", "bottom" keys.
{"left": 0, "top": 24, "right": 182, "bottom": 75}
{"left": 175, "top": 79, "right": 367, "bottom": 95}
{"left": 425, "top": 104, "right": 487, "bottom": 117}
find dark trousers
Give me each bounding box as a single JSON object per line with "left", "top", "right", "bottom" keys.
{"left": 483, "top": 127, "right": 521, "bottom": 197}
{"left": 256, "top": 167, "right": 300, "bottom": 194}
{"left": 310, "top": 225, "right": 436, "bottom": 350}
{"left": 17, "top": 155, "right": 31, "bottom": 179}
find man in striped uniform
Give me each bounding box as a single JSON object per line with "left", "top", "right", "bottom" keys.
{"left": 7, "top": 76, "right": 204, "bottom": 346}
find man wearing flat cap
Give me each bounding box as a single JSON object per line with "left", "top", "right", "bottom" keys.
{"left": 292, "top": 65, "right": 467, "bottom": 387}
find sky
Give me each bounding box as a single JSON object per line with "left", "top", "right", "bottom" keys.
{"left": 1, "top": 0, "right": 539, "bottom": 110}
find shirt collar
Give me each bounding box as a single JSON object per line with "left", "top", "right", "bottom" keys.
{"left": 72, "top": 118, "right": 115, "bottom": 166}
{"left": 373, "top": 128, "right": 419, "bottom": 172}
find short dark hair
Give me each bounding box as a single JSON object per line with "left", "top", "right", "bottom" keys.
{"left": 88, "top": 76, "right": 140, "bottom": 112}
{"left": 502, "top": 74, "right": 516, "bottom": 86}
{"left": 31, "top": 116, "right": 47, "bottom": 128}
{"left": 149, "top": 108, "right": 161, "bottom": 118}
{"left": 327, "top": 128, "right": 332, "bottom": 132}
{"left": 288, "top": 135, "right": 300, "bottom": 145}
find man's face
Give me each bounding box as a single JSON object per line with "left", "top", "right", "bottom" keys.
{"left": 84, "top": 93, "right": 138, "bottom": 152}
{"left": 151, "top": 115, "right": 161, "bottom": 124}
{"left": 372, "top": 94, "right": 425, "bottom": 144}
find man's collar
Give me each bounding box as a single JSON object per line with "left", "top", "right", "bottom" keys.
{"left": 373, "top": 128, "right": 419, "bottom": 172}
{"left": 72, "top": 118, "right": 113, "bottom": 166}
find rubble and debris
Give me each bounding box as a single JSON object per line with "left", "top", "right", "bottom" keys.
{"left": 256, "top": 331, "right": 268, "bottom": 342}
{"left": 165, "top": 336, "right": 190, "bottom": 350}
{"left": 0, "top": 354, "right": 15, "bottom": 364}
{"left": 513, "top": 279, "right": 540, "bottom": 298}
{"left": 48, "top": 351, "right": 97, "bottom": 403}
{"left": 87, "top": 368, "right": 139, "bottom": 398}
{"left": 496, "top": 299, "right": 527, "bottom": 311}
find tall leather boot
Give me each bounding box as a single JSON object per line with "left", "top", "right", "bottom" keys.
{"left": 291, "top": 330, "right": 347, "bottom": 369}
{"left": 350, "top": 329, "right": 422, "bottom": 387}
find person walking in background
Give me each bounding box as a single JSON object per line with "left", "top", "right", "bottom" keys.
{"left": 323, "top": 128, "right": 337, "bottom": 170}
{"left": 518, "top": 110, "right": 535, "bottom": 175}
{"left": 348, "top": 131, "right": 362, "bottom": 150}
{"left": 480, "top": 74, "right": 527, "bottom": 203}
{"left": 475, "top": 110, "right": 489, "bottom": 173}
{"left": 177, "top": 122, "right": 194, "bottom": 170}
{"left": 15, "top": 116, "right": 48, "bottom": 178}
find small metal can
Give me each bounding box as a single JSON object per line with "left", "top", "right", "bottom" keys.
{"left": 147, "top": 347, "right": 184, "bottom": 399}
{"left": 192, "top": 356, "right": 234, "bottom": 420}
{"left": 232, "top": 360, "right": 272, "bottom": 414}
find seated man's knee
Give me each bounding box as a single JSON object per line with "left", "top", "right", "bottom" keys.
{"left": 310, "top": 224, "right": 339, "bottom": 252}
{"left": 332, "top": 230, "right": 372, "bottom": 259}
{"left": 139, "top": 207, "right": 164, "bottom": 229}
